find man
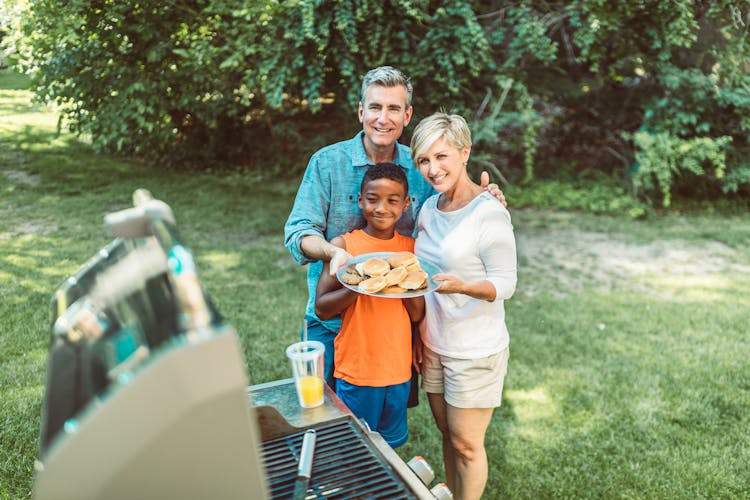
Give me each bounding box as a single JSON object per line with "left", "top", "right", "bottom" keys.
{"left": 284, "top": 66, "right": 505, "bottom": 390}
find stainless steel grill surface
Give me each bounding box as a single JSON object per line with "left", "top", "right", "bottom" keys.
{"left": 251, "top": 379, "right": 436, "bottom": 499}
{"left": 261, "top": 417, "right": 416, "bottom": 499}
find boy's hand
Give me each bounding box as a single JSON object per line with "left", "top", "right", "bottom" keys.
{"left": 480, "top": 171, "right": 507, "bottom": 207}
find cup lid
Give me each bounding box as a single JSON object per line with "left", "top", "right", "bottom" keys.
{"left": 286, "top": 340, "right": 325, "bottom": 361}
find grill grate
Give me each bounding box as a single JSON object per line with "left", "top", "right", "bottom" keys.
{"left": 260, "top": 416, "right": 417, "bottom": 499}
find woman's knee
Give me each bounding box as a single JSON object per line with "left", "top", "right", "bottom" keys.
{"left": 449, "top": 434, "right": 483, "bottom": 464}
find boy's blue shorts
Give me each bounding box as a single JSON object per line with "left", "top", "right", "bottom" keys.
{"left": 335, "top": 378, "right": 411, "bottom": 448}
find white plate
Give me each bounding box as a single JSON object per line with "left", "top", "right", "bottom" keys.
{"left": 336, "top": 252, "right": 441, "bottom": 298}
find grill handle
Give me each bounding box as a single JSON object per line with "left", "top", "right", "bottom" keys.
{"left": 293, "top": 429, "right": 316, "bottom": 499}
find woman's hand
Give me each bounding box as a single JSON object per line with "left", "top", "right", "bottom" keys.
{"left": 434, "top": 273, "right": 498, "bottom": 301}
{"left": 433, "top": 273, "right": 467, "bottom": 294}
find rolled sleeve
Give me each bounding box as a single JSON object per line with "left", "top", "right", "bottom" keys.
{"left": 284, "top": 155, "right": 332, "bottom": 265}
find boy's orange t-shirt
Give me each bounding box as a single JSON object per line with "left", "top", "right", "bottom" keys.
{"left": 334, "top": 229, "right": 414, "bottom": 387}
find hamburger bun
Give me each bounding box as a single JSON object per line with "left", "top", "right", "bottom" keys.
{"left": 400, "top": 270, "right": 428, "bottom": 290}
{"left": 355, "top": 262, "right": 365, "bottom": 276}
{"left": 358, "top": 275, "right": 388, "bottom": 294}
{"left": 341, "top": 271, "right": 364, "bottom": 285}
{"left": 384, "top": 266, "right": 408, "bottom": 285}
{"left": 405, "top": 261, "right": 423, "bottom": 271}
{"left": 362, "top": 257, "right": 390, "bottom": 277}
{"left": 387, "top": 251, "right": 419, "bottom": 269}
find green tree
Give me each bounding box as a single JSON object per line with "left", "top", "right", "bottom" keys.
{"left": 7, "top": 0, "right": 750, "bottom": 207}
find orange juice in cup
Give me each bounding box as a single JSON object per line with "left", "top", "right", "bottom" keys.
{"left": 297, "top": 375, "right": 324, "bottom": 407}
{"left": 286, "top": 340, "right": 325, "bottom": 408}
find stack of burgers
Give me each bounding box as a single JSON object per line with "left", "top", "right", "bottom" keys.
{"left": 340, "top": 252, "right": 429, "bottom": 294}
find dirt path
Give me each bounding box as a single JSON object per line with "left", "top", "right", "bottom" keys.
{"left": 516, "top": 221, "right": 750, "bottom": 299}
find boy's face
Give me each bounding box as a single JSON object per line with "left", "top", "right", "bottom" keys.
{"left": 358, "top": 178, "right": 410, "bottom": 236}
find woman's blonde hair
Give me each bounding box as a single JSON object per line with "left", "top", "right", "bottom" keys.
{"left": 410, "top": 112, "right": 472, "bottom": 163}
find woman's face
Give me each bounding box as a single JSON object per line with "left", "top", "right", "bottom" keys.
{"left": 415, "top": 136, "right": 470, "bottom": 192}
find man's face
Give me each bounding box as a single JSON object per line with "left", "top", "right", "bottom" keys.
{"left": 358, "top": 84, "right": 413, "bottom": 152}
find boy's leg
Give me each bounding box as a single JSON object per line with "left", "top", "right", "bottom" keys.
{"left": 303, "top": 316, "right": 337, "bottom": 390}
{"left": 376, "top": 379, "right": 411, "bottom": 448}
{"left": 335, "top": 379, "right": 386, "bottom": 434}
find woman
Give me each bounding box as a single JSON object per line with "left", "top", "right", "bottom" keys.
{"left": 411, "top": 112, "right": 517, "bottom": 500}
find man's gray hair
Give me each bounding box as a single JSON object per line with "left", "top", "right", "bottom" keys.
{"left": 360, "top": 66, "right": 413, "bottom": 108}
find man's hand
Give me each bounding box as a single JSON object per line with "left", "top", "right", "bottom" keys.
{"left": 301, "top": 235, "right": 352, "bottom": 275}
{"left": 480, "top": 171, "right": 507, "bottom": 207}
{"left": 329, "top": 247, "right": 352, "bottom": 276}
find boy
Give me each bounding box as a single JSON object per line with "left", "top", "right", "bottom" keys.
{"left": 315, "top": 163, "right": 425, "bottom": 448}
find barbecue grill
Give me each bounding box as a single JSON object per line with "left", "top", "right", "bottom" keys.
{"left": 252, "top": 378, "right": 436, "bottom": 499}
{"left": 33, "top": 190, "right": 447, "bottom": 499}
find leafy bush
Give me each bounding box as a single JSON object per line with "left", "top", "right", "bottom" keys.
{"left": 628, "top": 131, "right": 731, "bottom": 207}
{"left": 5, "top": 0, "right": 750, "bottom": 208}
{"left": 506, "top": 179, "right": 649, "bottom": 218}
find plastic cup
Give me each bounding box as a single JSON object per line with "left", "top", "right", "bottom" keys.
{"left": 286, "top": 341, "right": 325, "bottom": 408}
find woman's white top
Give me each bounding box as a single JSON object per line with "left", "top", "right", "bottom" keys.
{"left": 415, "top": 191, "right": 517, "bottom": 359}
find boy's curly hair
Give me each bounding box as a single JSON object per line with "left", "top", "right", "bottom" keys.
{"left": 362, "top": 163, "right": 409, "bottom": 194}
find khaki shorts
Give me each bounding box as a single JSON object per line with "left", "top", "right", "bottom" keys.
{"left": 421, "top": 345, "right": 509, "bottom": 409}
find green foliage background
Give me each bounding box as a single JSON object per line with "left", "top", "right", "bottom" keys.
{"left": 5, "top": 0, "right": 750, "bottom": 207}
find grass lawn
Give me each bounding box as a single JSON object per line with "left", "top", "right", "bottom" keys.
{"left": 2, "top": 69, "right": 749, "bottom": 498}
